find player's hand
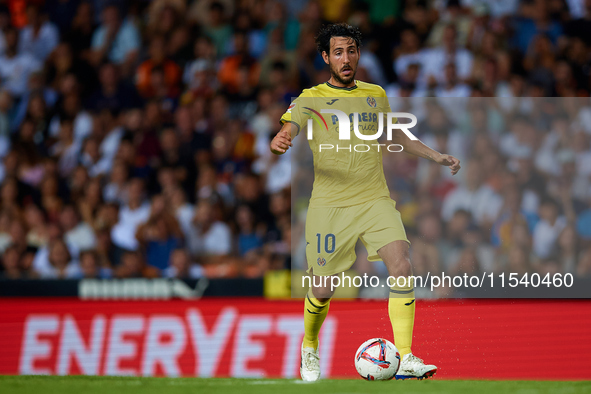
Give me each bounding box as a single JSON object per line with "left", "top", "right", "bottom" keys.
{"left": 270, "top": 129, "right": 292, "bottom": 154}
{"left": 436, "top": 154, "right": 461, "bottom": 175}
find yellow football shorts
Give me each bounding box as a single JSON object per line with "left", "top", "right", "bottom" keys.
{"left": 305, "top": 197, "right": 409, "bottom": 276}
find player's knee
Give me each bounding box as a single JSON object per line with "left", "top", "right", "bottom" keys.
{"left": 385, "top": 255, "right": 412, "bottom": 277}
{"left": 311, "top": 285, "right": 335, "bottom": 300}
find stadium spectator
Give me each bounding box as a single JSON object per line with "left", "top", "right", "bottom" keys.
{"left": 114, "top": 250, "right": 158, "bottom": 278}
{"left": 23, "top": 203, "right": 48, "bottom": 249}
{"left": 135, "top": 35, "right": 182, "bottom": 99}
{"left": 512, "top": 0, "right": 563, "bottom": 53}
{"left": 422, "top": 24, "right": 473, "bottom": 87}
{"left": 103, "top": 160, "right": 128, "bottom": 204}
{"left": 38, "top": 238, "right": 80, "bottom": 279}
{"left": 1, "top": 177, "right": 21, "bottom": 216}
{"left": 435, "top": 62, "right": 471, "bottom": 97}
{"left": 235, "top": 204, "right": 263, "bottom": 256}
{"left": 449, "top": 247, "right": 482, "bottom": 277}
{"left": 577, "top": 246, "right": 591, "bottom": 276}
{"left": 18, "top": 4, "right": 59, "bottom": 62}
{"left": 0, "top": 210, "right": 13, "bottom": 252}
{"left": 441, "top": 160, "right": 503, "bottom": 225}
{"left": 202, "top": 1, "right": 233, "bottom": 58}
{"left": 19, "top": 246, "right": 38, "bottom": 278}
{"left": 86, "top": 62, "right": 141, "bottom": 112}
{"left": 163, "top": 248, "right": 203, "bottom": 279}
{"left": 183, "top": 44, "right": 217, "bottom": 99}
{"left": 136, "top": 194, "right": 183, "bottom": 271}
{"left": 63, "top": 1, "right": 96, "bottom": 58}
{"left": 429, "top": 0, "right": 472, "bottom": 48}
{"left": 189, "top": 197, "right": 232, "bottom": 260}
{"left": 0, "top": 5, "right": 9, "bottom": 56}
{"left": 50, "top": 117, "right": 81, "bottom": 177}
{"left": 146, "top": 1, "right": 186, "bottom": 42}
{"left": 533, "top": 197, "right": 567, "bottom": 259}
{"left": 1, "top": 244, "right": 23, "bottom": 279}
{"left": 504, "top": 245, "right": 533, "bottom": 275}
{"left": 60, "top": 204, "right": 97, "bottom": 252}
{"left": 0, "top": 89, "right": 11, "bottom": 140}
{"left": 218, "top": 31, "right": 260, "bottom": 95}
{"left": 110, "top": 178, "right": 151, "bottom": 253}
{"left": 76, "top": 177, "right": 104, "bottom": 226}
{"left": 90, "top": 3, "right": 140, "bottom": 76}
{"left": 0, "top": 26, "right": 41, "bottom": 98}
{"left": 558, "top": 225, "right": 579, "bottom": 273}
{"left": 414, "top": 213, "right": 445, "bottom": 274}
{"left": 46, "top": 0, "right": 79, "bottom": 36}
{"left": 79, "top": 249, "right": 112, "bottom": 279}
{"left": 578, "top": 195, "right": 591, "bottom": 240}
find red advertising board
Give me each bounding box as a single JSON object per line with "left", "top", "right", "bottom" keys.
{"left": 0, "top": 298, "right": 590, "bottom": 379}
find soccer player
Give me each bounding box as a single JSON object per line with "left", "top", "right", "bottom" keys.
{"left": 270, "top": 23, "right": 461, "bottom": 381}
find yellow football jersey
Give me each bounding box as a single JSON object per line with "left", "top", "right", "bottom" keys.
{"left": 281, "top": 80, "right": 392, "bottom": 208}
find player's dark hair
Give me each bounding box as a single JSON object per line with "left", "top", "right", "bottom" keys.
{"left": 315, "top": 23, "right": 362, "bottom": 55}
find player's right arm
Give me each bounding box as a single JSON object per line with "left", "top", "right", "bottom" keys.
{"left": 270, "top": 122, "right": 293, "bottom": 155}
{"left": 271, "top": 97, "right": 308, "bottom": 155}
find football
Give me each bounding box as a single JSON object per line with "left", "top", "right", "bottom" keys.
{"left": 354, "top": 338, "right": 400, "bottom": 380}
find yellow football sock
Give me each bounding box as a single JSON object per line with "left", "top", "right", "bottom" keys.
{"left": 303, "top": 290, "right": 330, "bottom": 350}
{"left": 388, "top": 277, "right": 415, "bottom": 358}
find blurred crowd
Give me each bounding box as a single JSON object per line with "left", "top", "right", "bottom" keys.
{"left": 314, "top": 97, "right": 591, "bottom": 282}
{"left": 0, "top": 0, "right": 591, "bottom": 280}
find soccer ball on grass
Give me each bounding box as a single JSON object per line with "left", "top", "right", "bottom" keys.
{"left": 354, "top": 338, "right": 400, "bottom": 380}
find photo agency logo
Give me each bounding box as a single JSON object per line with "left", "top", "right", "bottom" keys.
{"left": 303, "top": 106, "right": 418, "bottom": 153}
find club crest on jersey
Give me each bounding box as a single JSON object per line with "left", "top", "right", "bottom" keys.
{"left": 366, "top": 96, "right": 377, "bottom": 108}
{"left": 317, "top": 257, "right": 327, "bottom": 267}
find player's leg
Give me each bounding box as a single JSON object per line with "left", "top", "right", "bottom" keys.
{"left": 360, "top": 198, "right": 436, "bottom": 380}
{"left": 301, "top": 272, "right": 334, "bottom": 381}
{"left": 300, "top": 205, "right": 357, "bottom": 381}
{"left": 303, "top": 272, "right": 334, "bottom": 350}
{"left": 378, "top": 240, "right": 415, "bottom": 358}
{"left": 378, "top": 240, "right": 436, "bottom": 380}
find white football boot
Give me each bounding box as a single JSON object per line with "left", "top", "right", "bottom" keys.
{"left": 395, "top": 353, "right": 437, "bottom": 380}
{"left": 300, "top": 344, "right": 321, "bottom": 381}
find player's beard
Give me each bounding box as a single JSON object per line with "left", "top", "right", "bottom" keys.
{"left": 329, "top": 61, "right": 357, "bottom": 86}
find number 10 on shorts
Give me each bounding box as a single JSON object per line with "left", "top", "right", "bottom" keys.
{"left": 317, "top": 233, "right": 336, "bottom": 254}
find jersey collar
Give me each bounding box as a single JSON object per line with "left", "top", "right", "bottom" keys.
{"left": 325, "top": 81, "right": 358, "bottom": 91}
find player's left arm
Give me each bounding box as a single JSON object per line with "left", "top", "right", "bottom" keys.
{"left": 378, "top": 89, "right": 460, "bottom": 174}
{"left": 391, "top": 132, "right": 461, "bottom": 175}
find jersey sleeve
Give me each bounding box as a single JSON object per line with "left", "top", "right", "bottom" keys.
{"left": 378, "top": 86, "right": 392, "bottom": 113}
{"left": 376, "top": 86, "right": 395, "bottom": 125}
{"left": 279, "top": 92, "right": 312, "bottom": 137}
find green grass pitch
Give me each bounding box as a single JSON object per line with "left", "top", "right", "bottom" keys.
{"left": 1, "top": 376, "right": 590, "bottom": 394}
